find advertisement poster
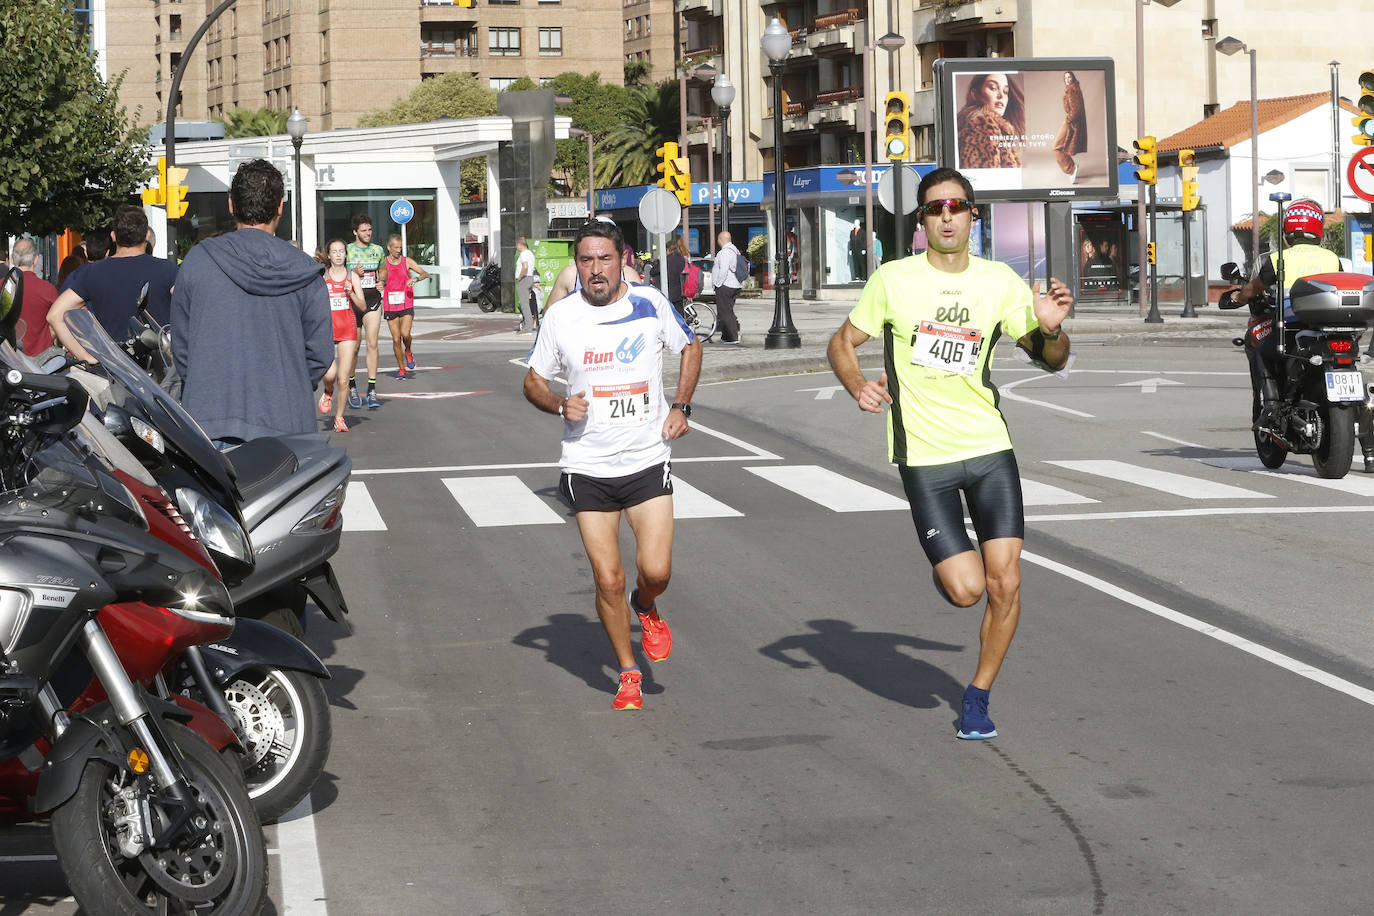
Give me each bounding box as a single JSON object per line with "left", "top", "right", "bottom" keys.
{"left": 1076, "top": 214, "right": 1127, "bottom": 297}
{"left": 935, "top": 57, "right": 1117, "bottom": 203}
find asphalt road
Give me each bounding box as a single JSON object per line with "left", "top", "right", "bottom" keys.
{"left": 5, "top": 327, "right": 1374, "bottom": 915}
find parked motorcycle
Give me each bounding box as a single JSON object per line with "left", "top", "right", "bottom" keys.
{"left": 1219, "top": 208, "right": 1374, "bottom": 479}
{"left": 471, "top": 261, "right": 503, "bottom": 313}
{"left": 0, "top": 347, "right": 268, "bottom": 913}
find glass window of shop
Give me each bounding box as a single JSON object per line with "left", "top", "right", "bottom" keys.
{"left": 320, "top": 189, "right": 439, "bottom": 297}
{"left": 172, "top": 192, "right": 293, "bottom": 262}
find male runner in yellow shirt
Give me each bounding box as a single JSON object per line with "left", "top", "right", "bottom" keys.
{"left": 827, "top": 166, "right": 1074, "bottom": 739}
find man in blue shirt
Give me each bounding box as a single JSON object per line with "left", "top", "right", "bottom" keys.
{"left": 48, "top": 204, "right": 178, "bottom": 338}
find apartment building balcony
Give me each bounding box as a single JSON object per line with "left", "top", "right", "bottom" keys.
{"left": 679, "top": 0, "right": 721, "bottom": 18}
{"left": 913, "top": 0, "right": 1017, "bottom": 36}
{"left": 421, "top": 39, "right": 479, "bottom": 59}
{"left": 911, "top": 86, "right": 936, "bottom": 129}
{"left": 421, "top": 0, "right": 478, "bottom": 22}
{"left": 803, "top": 9, "right": 861, "bottom": 55}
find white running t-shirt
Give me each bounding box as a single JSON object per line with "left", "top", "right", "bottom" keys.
{"left": 528, "top": 283, "right": 694, "bottom": 477}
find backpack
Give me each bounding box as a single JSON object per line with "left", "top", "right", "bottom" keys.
{"left": 733, "top": 251, "right": 751, "bottom": 283}
{"left": 682, "top": 262, "right": 701, "bottom": 299}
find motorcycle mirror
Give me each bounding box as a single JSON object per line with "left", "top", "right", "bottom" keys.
{"left": 1220, "top": 262, "right": 1243, "bottom": 284}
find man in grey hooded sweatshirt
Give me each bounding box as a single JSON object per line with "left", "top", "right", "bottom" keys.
{"left": 170, "top": 158, "right": 333, "bottom": 445}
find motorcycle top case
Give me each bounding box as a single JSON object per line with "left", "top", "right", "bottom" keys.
{"left": 1287, "top": 272, "right": 1374, "bottom": 326}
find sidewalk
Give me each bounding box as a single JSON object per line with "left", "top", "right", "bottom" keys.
{"left": 422, "top": 294, "right": 1248, "bottom": 384}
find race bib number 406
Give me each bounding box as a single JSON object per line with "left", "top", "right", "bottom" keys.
{"left": 910, "top": 320, "right": 984, "bottom": 375}
{"left": 591, "top": 381, "right": 652, "bottom": 428}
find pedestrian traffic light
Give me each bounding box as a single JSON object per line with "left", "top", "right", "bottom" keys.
{"left": 1133, "top": 136, "right": 1157, "bottom": 186}
{"left": 1354, "top": 70, "right": 1374, "bottom": 146}
{"left": 1179, "top": 148, "right": 1200, "bottom": 211}
{"left": 166, "top": 165, "right": 189, "bottom": 219}
{"left": 883, "top": 92, "right": 910, "bottom": 160}
{"left": 1147, "top": 241, "right": 1157, "bottom": 265}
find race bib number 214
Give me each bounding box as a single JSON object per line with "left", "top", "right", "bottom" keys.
{"left": 910, "top": 320, "right": 983, "bottom": 375}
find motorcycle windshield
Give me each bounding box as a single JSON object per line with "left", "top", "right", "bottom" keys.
{"left": 60, "top": 308, "right": 240, "bottom": 504}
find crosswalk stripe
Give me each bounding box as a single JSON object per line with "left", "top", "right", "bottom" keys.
{"left": 443, "top": 476, "right": 565, "bottom": 527}
{"left": 1196, "top": 456, "right": 1374, "bottom": 497}
{"left": 343, "top": 482, "right": 387, "bottom": 532}
{"left": 671, "top": 476, "right": 744, "bottom": 519}
{"left": 1020, "top": 477, "right": 1100, "bottom": 506}
{"left": 745, "top": 465, "right": 908, "bottom": 512}
{"left": 1046, "top": 459, "right": 1271, "bottom": 500}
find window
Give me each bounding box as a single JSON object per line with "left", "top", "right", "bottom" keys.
{"left": 169, "top": 14, "right": 181, "bottom": 39}
{"left": 490, "top": 77, "right": 517, "bottom": 90}
{"left": 285, "top": 35, "right": 291, "bottom": 65}
{"left": 321, "top": 30, "right": 328, "bottom": 61}
{"left": 538, "top": 27, "right": 561, "bottom": 56}
{"left": 489, "top": 26, "right": 519, "bottom": 56}
{"left": 231, "top": 54, "right": 238, "bottom": 82}
{"left": 323, "top": 81, "right": 330, "bottom": 113}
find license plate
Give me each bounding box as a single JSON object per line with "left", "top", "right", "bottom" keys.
{"left": 1324, "top": 370, "right": 1364, "bottom": 402}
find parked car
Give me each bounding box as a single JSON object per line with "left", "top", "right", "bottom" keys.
{"left": 457, "top": 265, "right": 482, "bottom": 300}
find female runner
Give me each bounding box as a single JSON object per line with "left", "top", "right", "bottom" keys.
{"left": 318, "top": 239, "right": 364, "bottom": 432}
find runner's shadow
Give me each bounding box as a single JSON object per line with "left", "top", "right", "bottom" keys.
{"left": 513, "top": 612, "right": 664, "bottom": 696}
{"left": 758, "top": 618, "right": 965, "bottom": 711}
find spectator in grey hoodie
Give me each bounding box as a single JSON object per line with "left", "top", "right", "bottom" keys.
{"left": 170, "top": 159, "right": 332, "bottom": 445}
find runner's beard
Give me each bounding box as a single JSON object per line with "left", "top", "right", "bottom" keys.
{"left": 582, "top": 275, "right": 620, "bottom": 306}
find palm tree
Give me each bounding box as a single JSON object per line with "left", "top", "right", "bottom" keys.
{"left": 219, "top": 107, "right": 289, "bottom": 138}
{"left": 594, "top": 80, "right": 679, "bottom": 189}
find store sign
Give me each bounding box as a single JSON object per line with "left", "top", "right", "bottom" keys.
{"left": 548, "top": 199, "right": 589, "bottom": 220}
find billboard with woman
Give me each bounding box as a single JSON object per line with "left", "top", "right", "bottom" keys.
{"left": 936, "top": 57, "right": 1117, "bottom": 203}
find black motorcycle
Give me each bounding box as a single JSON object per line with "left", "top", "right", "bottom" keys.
{"left": 1219, "top": 260, "right": 1374, "bottom": 479}
{"left": 471, "top": 261, "right": 503, "bottom": 313}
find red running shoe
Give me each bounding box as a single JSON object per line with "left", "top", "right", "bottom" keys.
{"left": 633, "top": 590, "right": 672, "bottom": 662}
{"left": 612, "top": 669, "right": 643, "bottom": 710}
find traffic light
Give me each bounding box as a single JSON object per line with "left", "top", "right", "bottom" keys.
{"left": 655, "top": 141, "right": 678, "bottom": 192}
{"left": 654, "top": 142, "right": 690, "bottom": 206}
{"left": 1179, "top": 148, "right": 1200, "bottom": 211}
{"left": 142, "top": 156, "right": 168, "bottom": 207}
{"left": 1133, "top": 136, "right": 1157, "bottom": 186}
{"left": 166, "top": 165, "right": 189, "bottom": 218}
{"left": 1354, "top": 70, "right": 1374, "bottom": 146}
{"left": 1147, "top": 241, "right": 1157, "bottom": 265}
{"left": 883, "top": 92, "right": 910, "bottom": 160}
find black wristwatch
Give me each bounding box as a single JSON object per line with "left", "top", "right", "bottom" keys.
{"left": 671, "top": 402, "right": 692, "bottom": 418}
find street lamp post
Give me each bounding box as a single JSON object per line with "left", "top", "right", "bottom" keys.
{"left": 712, "top": 74, "right": 736, "bottom": 241}
{"left": 762, "top": 17, "right": 799, "bottom": 349}
{"left": 569, "top": 128, "right": 595, "bottom": 217}
{"left": 286, "top": 108, "right": 307, "bottom": 248}
{"left": 1217, "top": 36, "right": 1259, "bottom": 266}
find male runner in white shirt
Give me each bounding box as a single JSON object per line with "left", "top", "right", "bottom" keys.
{"left": 523, "top": 219, "right": 703, "bottom": 710}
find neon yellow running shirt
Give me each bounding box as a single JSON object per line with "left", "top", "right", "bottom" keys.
{"left": 847, "top": 252, "right": 1040, "bottom": 467}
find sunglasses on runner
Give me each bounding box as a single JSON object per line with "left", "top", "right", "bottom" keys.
{"left": 917, "top": 198, "right": 974, "bottom": 218}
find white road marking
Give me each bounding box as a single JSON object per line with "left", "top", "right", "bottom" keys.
{"left": 1026, "top": 505, "right": 1374, "bottom": 523}
{"left": 671, "top": 477, "right": 744, "bottom": 518}
{"left": 379, "top": 391, "right": 490, "bottom": 400}
{"left": 1116, "top": 377, "right": 1183, "bottom": 394}
{"left": 443, "top": 476, "right": 564, "bottom": 526}
{"left": 343, "top": 482, "right": 387, "bottom": 531}
{"left": 797, "top": 384, "right": 845, "bottom": 400}
{"left": 1198, "top": 456, "right": 1374, "bottom": 496}
{"left": 746, "top": 465, "right": 908, "bottom": 512}
{"left": 1021, "top": 544, "right": 1374, "bottom": 709}
{"left": 691, "top": 421, "right": 782, "bottom": 460}
{"left": 1141, "top": 430, "right": 1210, "bottom": 449}
{"left": 271, "top": 797, "right": 329, "bottom": 915}
{"left": 998, "top": 375, "right": 1096, "bottom": 418}
{"left": 1047, "top": 459, "right": 1270, "bottom": 500}
{"left": 1020, "top": 478, "right": 1100, "bottom": 506}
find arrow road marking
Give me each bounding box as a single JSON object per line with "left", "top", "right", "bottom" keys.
{"left": 797, "top": 385, "right": 846, "bottom": 400}
{"left": 1115, "top": 377, "right": 1183, "bottom": 394}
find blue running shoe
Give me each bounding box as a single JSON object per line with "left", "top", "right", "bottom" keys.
{"left": 956, "top": 686, "right": 997, "bottom": 740}
{"left": 405, "top": 352, "right": 415, "bottom": 370}
{"left": 366, "top": 391, "right": 381, "bottom": 409}
{"left": 347, "top": 387, "right": 362, "bottom": 409}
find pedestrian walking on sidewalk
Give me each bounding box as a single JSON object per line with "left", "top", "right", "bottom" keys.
{"left": 710, "top": 230, "right": 742, "bottom": 343}
{"left": 827, "top": 166, "right": 1074, "bottom": 740}
{"left": 515, "top": 237, "right": 538, "bottom": 333}
{"left": 523, "top": 219, "right": 702, "bottom": 710}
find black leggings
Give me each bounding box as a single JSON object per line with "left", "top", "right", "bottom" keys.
{"left": 898, "top": 450, "right": 1025, "bottom": 566}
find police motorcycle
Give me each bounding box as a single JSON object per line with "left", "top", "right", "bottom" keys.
{"left": 53, "top": 308, "right": 337, "bottom": 822}
{"left": 0, "top": 268, "right": 269, "bottom": 914}
{"left": 1219, "top": 194, "right": 1374, "bottom": 479}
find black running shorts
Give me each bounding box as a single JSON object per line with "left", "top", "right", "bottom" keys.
{"left": 897, "top": 450, "right": 1024, "bottom": 566}
{"left": 355, "top": 288, "right": 383, "bottom": 325}
{"left": 560, "top": 461, "right": 673, "bottom": 513}
{"left": 385, "top": 307, "right": 415, "bottom": 320}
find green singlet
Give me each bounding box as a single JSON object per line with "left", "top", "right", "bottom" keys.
{"left": 847, "top": 252, "right": 1042, "bottom": 467}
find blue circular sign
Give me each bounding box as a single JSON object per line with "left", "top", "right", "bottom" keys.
{"left": 390, "top": 198, "right": 414, "bottom": 225}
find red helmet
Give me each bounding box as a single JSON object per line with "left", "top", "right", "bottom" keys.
{"left": 1282, "top": 199, "right": 1324, "bottom": 244}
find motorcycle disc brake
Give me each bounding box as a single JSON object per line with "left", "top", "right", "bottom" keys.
{"left": 222, "top": 677, "right": 285, "bottom": 768}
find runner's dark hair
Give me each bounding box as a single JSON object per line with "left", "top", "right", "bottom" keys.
{"left": 574, "top": 218, "right": 624, "bottom": 260}
{"left": 230, "top": 159, "right": 284, "bottom": 226}
{"left": 352, "top": 213, "right": 373, "bottom": 231}
{"left": 917, "top": 167, "right": 976, "bottom": 206}
{"left": 112, "top": 204, "right": 149, "bottom": 248}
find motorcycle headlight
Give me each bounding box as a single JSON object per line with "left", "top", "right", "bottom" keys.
{"left": 169, "top": 568, "right": 235, "bottom": 625}
{"left": 176, "top": 486, "right": 253, "bottom": 565}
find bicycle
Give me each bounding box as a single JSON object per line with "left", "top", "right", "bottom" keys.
{"left": 681, "top": 298, "right": 717, "bottom": 342}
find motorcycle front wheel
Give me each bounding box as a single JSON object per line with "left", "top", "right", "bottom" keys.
{"left": 476, "top": 291, "right": 500, "bottom": 313}
{"left": 1312, "top": 404, "right": 1354, "bottom": 479}
{"left": 51, "top": 720, "right": 268, "bottom": 915}
{"left": 219, "top": 667, "right": 332, "bottom": 823}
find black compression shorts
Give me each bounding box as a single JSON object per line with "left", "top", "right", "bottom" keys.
{"left": 897, "top": 450, "right": 1025, "bottom": 566}
{"left": 559, "top": 461, "right": 673, "bottom": 513}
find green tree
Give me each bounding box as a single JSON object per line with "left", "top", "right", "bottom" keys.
{"left": 524, "top": 73, "right": 638, "bottom": 200}
{"left": 0, "top": 0, "right": 151, "bottom": 238}
{"left": 218, "top": 107, "right": 290, "bottom": 138}
{"left": 594, "top": 79, "right": 679, "bottom": 190}
{"left": 360, "top": 73, "right": 498, "bottom": 199}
